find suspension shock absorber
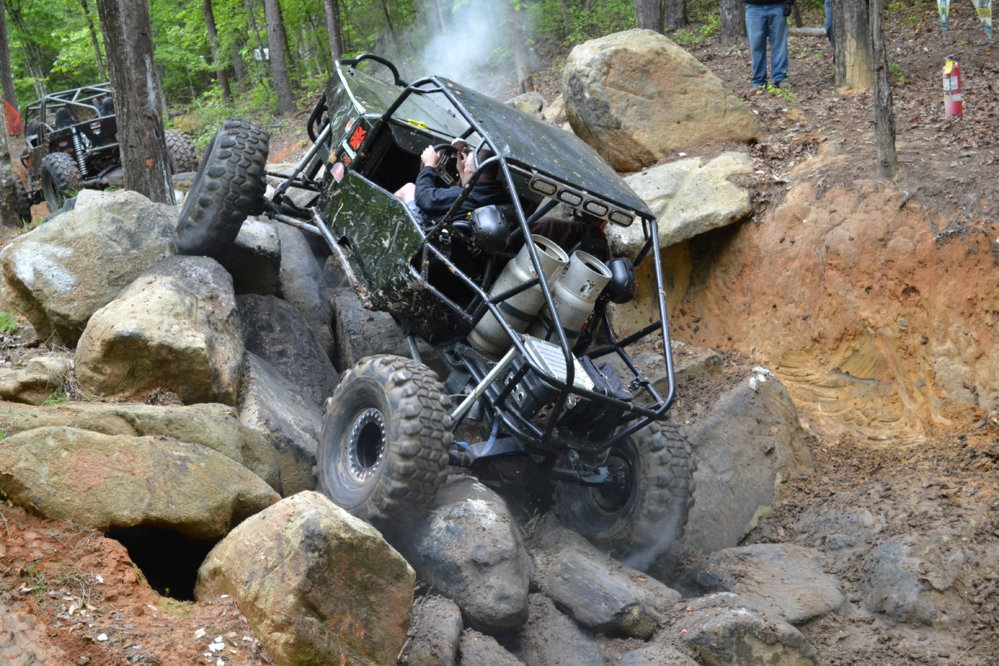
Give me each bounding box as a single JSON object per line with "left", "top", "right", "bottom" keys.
{"left": 70, "top": 128, "right": 88, "bottom": 177}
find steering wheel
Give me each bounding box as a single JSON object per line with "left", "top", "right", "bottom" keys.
{"left": 431, "top": 143, "right": 459, "bottom": 186}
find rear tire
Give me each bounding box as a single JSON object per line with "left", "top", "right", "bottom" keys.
{"left": 175, "top": 119, "right": 269, "bottom": 258}
{"left": 554, "top": 420, "right": 695, "bottom": 568}
{"left": 39, "top": 152, "right": 81, "bottom": 213}
{"left": 12, "top": 179, "right": 31, "bottom": 223}
{"left": 165, "top": 129, "right": 199, "bottom": 174}
{"left": 317, "top": 355, "right": 451, "bottom": 530}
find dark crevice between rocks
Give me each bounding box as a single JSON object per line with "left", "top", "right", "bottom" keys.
{"left": 107, "top": 525, "right": 217, "bottom": 600}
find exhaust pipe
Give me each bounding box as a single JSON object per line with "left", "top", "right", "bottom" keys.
{"left": 469, "top": 234, "right": 569, "bottom": 354}
{"left": 528, "top": 250, "right": 611, "bottom": 346}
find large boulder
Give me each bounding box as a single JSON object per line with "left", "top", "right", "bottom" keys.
{"left": 649, "top": 366, "right": 813, "bottom": 580}
{"left": 75, "top": 256, "right": 244, "bottom": 404}
{"left": 0, "top": 352, "right": 73, "bottom": 405}
{"left": 670, "top": 593, "right": 817, "bottom": 666}
{"left": 608, "top": 152, "right": 755, "bottom": 258}
{"left": 402, "top": 595, "right": 464, "bottom": 666}
{"left": 400, "top": 476, "right": 532, "bottom": 633}
{"left": 237, "top": 294, "right": 338, "bottom": 407}
{"left": 0, "top": 400, "right": 280, "bottom": 491}
{"left": 695, "top": 544, "right": 847, "bottom": 625}
{"left": 0, "top": 426, "right": 279, "bottom": 539}
{"left": 221, "top": 219, "right": 282, "bottom": 296}
{"left": 0, "top": 189, "right": 176, "bottom": 346}
{"left": 196, "top": 491, "right": 414, "bottom": 666}
{"left": 237, "top": 352, "right": 321, "bottom": 496}
{"left": 562, "top": 29, "right": 759, "bottom": 172}
{"left": 529, "top": 520, "right": 680, "bottom": 639}
{"left": 276, "top": 225, "right": 335, "bottom": 360}
{"left": 515, "top": 593, "right": 604, "bottom": 666}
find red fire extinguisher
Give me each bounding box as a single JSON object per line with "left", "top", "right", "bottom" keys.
{"left": 943, "top": 57, "right": 963, "bottom": 118}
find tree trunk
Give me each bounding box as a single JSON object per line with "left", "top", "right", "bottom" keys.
{"left": 322, "top": 0, "right": 344, "bottom": 63}
{"left": 663, "top": 0, "right": 688, "bottom": 31}
{"left": 78, "top": 0, "right": 107, "bottom": 81}
{"left": 0, "top": 104, "right": 17, "bottom": 227}
{"left": 96, "top": 0, "right": 174, "bottom": 204}
{"left": 635, "top": 0, "right": 662, "bottom": 31}
{"left": 834, "top": 0, "right": 872, "bottom": 90}
{"left": 507, "top": 2, "right": 534, "bottom": 92}
{"left": 719, "top": 0, "right": 747, "bottom": 42}
{"left": 203, "top": 0, "right": 232, "bottom": 103}
{"left": 263, "top": 0, "right": 295, "bottom": 114}
{"left": 869, "top": 0, "right": 896, "bottom": 178}
{"left": 0, "top": 0, "right": 18, "bottom": 112}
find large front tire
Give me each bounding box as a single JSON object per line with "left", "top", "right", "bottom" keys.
{"left": 554, "top": 421, "right": 695, "bottom": 567}
{"left": 175, "top": 119, "right": 269, "bottom": 258}
{"left": 317, "top": 355, "right": 451, "bottom": 530}
{"left": 39, "top": 151, "right": 81, "bottom": 212}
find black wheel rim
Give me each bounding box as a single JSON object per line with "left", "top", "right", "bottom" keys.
{"left": 344, "top": 407, "right": 386, "bottom": 484}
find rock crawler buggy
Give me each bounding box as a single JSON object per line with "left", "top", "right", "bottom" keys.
{"left": 19, "top": 83, "right": 198, "bottom": 215}
{"left": 176, "top": 55, "right": 694, "bottom": 563}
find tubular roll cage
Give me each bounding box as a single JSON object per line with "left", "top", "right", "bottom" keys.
{"left": 262, "top": 54, "right": 679, "bottom": 450}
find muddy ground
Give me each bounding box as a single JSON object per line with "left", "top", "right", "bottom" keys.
{"left": 2, "top": 3, "right": 999, "bottom": 664}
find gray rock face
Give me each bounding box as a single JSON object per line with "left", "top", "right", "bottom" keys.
{"left": 0, "top": 189, "right": 176, "bottom": 345}
{"left": 0, "top": 426, "right": 279, "bottom": 539}
{"left": 672, "top": 593, "right": 817, "bottom": 666}
{"left": 660, "top": 368, "right": 814, "bottom": 575}
{"left": 196, "top": 491, "right": 414, "bottom": 666}
{"left": 695, "top": 543, "right": 846, "bottom": 625}
{"left": 562, "top": 29, "right": 758, "bottom": 172}
{"left": 237, "top": 293, "right": 339, "bottom": 406}
{"left": 506, "top": 91, "right": 546, "bottom": 119}
{"left": 237, "top": 352, "right": 321, "bottom": 496}
{"left": 404, "top": 477, "right": 531, "bottom": 632}
{"left": 222, "top": 219, "right": 281, "bottom": 296}
{"left": 0, "top": 400, "right": 280, "bottom": 492}
{"left": 617, "top": 642, "right": 699, "bottom": 666}
{"left": 276, "top": 224, "right": 334, "bottom": 359}
{"left": 457, "top": 630, "right": 524, "bottom": 666}
{"left": 516, "top": 593, "right": 604, "bottom": 666}
{"left": 0, "top": 353, "right": 73, "bottom": 405}
{"left": 530, "top": 521, "right": 680, "bottom": 639}
{"left": 607, "top": 152, "right": 754, "bottom": 258}
{"left": 75, "top": 256, "right": 244, "bottom": 404}
{"left": 403, "top": 595, "right": 463, "bottom": 666}
{"left": 863, "top": 538, "right": 969, "bottom": 626}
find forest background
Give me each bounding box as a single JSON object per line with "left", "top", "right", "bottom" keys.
{"left": 0, "top": 0, "right": 843, "bottom": 148}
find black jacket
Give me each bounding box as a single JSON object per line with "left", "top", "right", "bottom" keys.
{"left": 414, "top": 166, "right": 508, "bottom": 219}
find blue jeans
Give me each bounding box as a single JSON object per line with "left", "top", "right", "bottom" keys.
{"left": 745, "top": 3, "right": 789, "bottom": 87}
{"left": 825, "top": 0, "right": 834, "bottom": 47}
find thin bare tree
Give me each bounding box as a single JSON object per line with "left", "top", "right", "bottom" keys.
{"left": 263, "top": 0, "right": 295, "bottom": 113}
{"left": 203, "top": 0, "right": 232, "bottom": 103}
{"left": 869, "top": 0, "right": 896, "bottom": 177}
{"left": 95, "top": 0, "right": 174, "bottom": 204}
{"left": 323, "top": 0, "right": 345, "bottom": 63}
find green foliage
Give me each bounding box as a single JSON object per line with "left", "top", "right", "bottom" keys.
{"left": 671, "top": 14, "right": 720, "bottom": 46}
{"left": 43, "top": 388, "right": 68, "bottom": 407}
{"left": 536, "top": 0, "right": 635, "bottom": 48}
{"left": 757, "top": 82, "right": 798, "bottom": 104}
{"left": 0, "top": 310, "right": 18, "bottom": 334}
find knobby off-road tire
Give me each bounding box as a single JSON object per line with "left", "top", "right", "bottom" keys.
{"left": 175, "top": 119, "right": 269, "bottom": 258}
{"left": 318, "top": 355, "right": 451, "bottom": 531}
{"left": 164, "top": 129, "right": 199, "bottom": 174}
{"left": 39, "top": 151, "right": 81, "bottom": 213}
{"left": 554, "top": 420, "right": 695, "bottom": 567}
{"left": 12, "top": 179, "right": 31, "bottom": 223}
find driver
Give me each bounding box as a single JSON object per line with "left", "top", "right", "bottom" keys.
{"left": 394, "top": 139, "right": 507, "bottom": 225}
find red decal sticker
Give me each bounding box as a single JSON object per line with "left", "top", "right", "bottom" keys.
{"left": 348, "top": 126, "right": 366, "bottom": 151}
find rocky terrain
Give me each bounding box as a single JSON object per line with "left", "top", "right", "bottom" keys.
{"left": 1, "top": 3, "right": 999, "bottom": 665}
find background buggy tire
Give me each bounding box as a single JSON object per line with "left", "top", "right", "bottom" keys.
{"left": 164, "top": 129, "right": 199, "bottom": 174}
{"left": 39, "top": 152, "right": 81, "bottom": 213}
{"left": 317, "top": 354, "right": 451, "bottom": 530}
{"left": 175, "top": 118, "right": 269, "bottom": 258}
{"left": 13, "top": 179, "right": 31, "bottom": 223}
{"left": 554, "top": 420, "right": 695, "bottom": 568}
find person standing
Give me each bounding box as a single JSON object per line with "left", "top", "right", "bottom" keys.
{"left": 743, "top": 0, "right": 793, "bottom": 88}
